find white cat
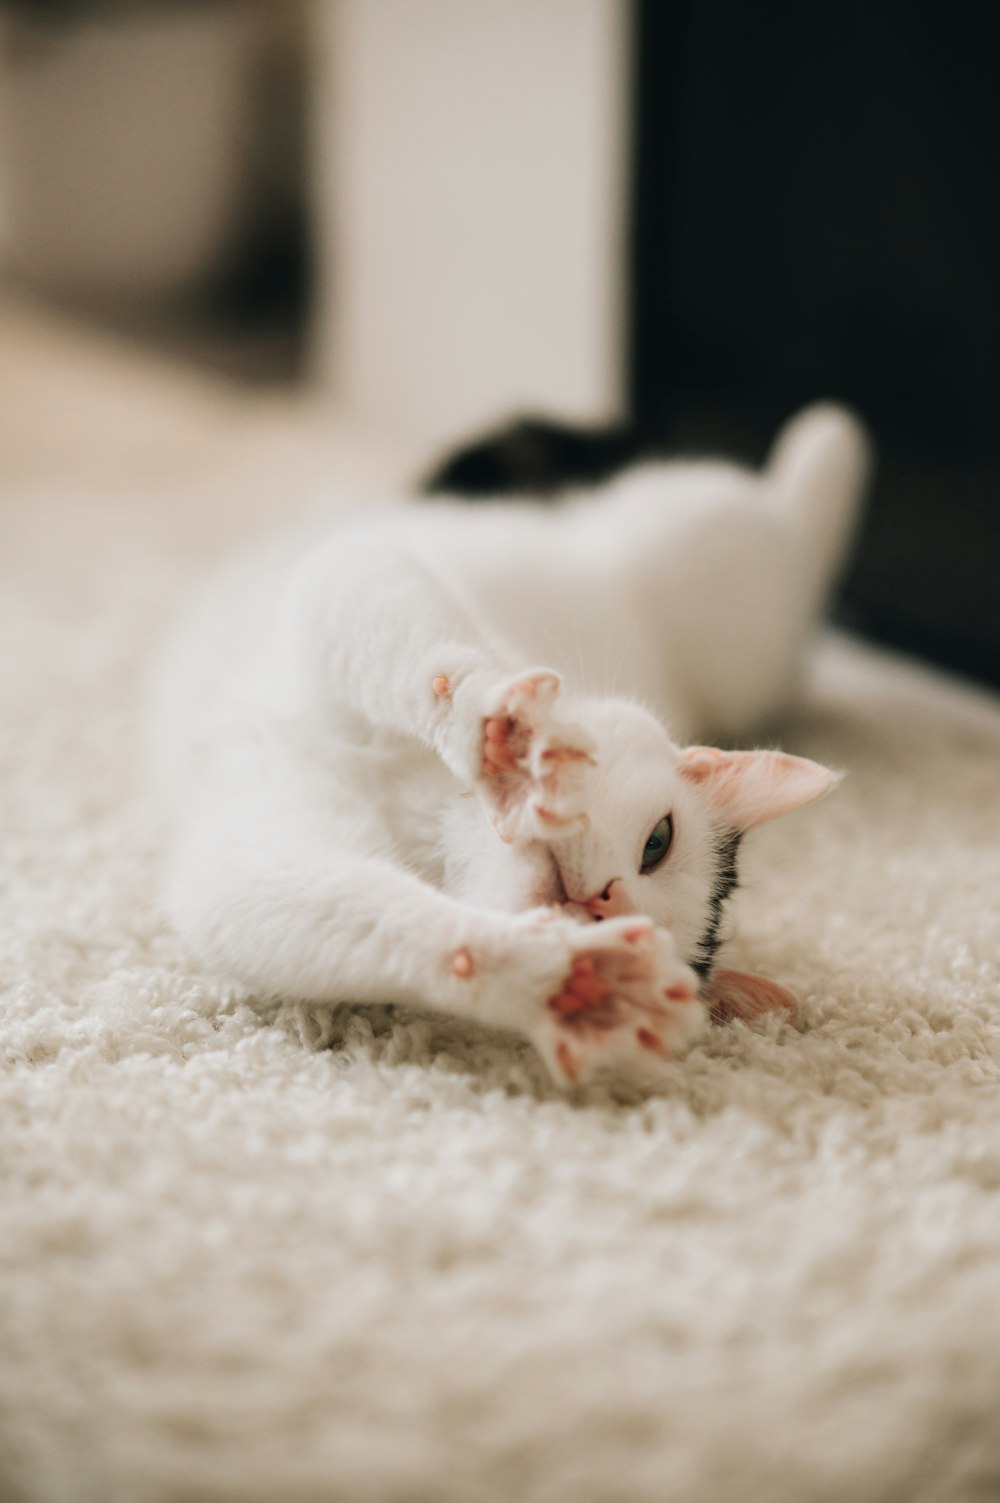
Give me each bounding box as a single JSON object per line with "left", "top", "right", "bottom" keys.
{"left": 146, "top": 403, "right": 871, "bottom": 1088}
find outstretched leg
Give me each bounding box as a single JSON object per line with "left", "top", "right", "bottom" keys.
{"left": 289, "top": 535, "right": 594, "bottom": 840}
{"left": 166, "top": 804, "right": 704, "bottom": 1089}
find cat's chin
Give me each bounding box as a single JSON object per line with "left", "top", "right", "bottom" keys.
{"left": 526, "top": 877, "right": 566, "bottom": 908}
{"left": 522, "top": 849, "right": 569, "bottom": 910}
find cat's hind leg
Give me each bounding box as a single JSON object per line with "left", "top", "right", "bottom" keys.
{"left": 765, "top": 402, "right": 873, "bottom": 596}
{"left": 705, "top": 402, "right": 872, "bottom": 736}
{"left": 609, "top": 403, "right": 872, "bottom": 738}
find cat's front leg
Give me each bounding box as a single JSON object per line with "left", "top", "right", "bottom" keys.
{"left": 169, "top": 811, "right": 703, "bottom": 1090}
{"left": 291, "top": 539, "right": 596, "bottom": 840}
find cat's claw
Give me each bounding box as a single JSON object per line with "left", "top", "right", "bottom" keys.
{"left": 532, "top": 918, "right": 705, "bottom": 1088}
{"left": 478, "top": 670, "right": 595, "bottom": 843}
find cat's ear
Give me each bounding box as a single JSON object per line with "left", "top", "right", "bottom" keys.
{"left": 677, "top": 745, "right": 840, "bottom": 831}
{"left": 703, "top": 967, "right": 798, "bottom": 1024}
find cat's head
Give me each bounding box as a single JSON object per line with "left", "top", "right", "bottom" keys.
{"left": 451, "top": 696, "right": 839, "bottom": 1015}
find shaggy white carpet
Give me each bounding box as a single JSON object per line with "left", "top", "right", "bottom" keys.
{"left": 2, "top": 301, "right": 1000, "bottom": 1503}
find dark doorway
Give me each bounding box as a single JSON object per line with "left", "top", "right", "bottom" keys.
{"left": 629, "top": 0, "right": 1000, "bottom": 687}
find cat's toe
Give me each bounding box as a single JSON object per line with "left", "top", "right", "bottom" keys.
{"left": 500, "top": 669, "right": 561, "bottom": 715}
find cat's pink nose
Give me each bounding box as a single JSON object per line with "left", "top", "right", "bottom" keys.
{"left": 582, "top": 879, "right": 633, "bottom": 919}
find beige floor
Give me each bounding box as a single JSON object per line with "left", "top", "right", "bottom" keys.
{"left": 2, "top": 293, "right": 1000, "bottom": 1503}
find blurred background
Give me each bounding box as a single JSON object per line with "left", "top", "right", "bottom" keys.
{"left": 0, "top": 0, "right": 997, "bottom": 686}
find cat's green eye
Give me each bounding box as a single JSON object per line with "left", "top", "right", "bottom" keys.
{"left": 640, "top": 814, "right": 674, "bottom": 874}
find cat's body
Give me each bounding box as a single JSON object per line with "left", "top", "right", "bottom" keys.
{"left": 147, "top": 403, "right": 871, "bottom": 1087}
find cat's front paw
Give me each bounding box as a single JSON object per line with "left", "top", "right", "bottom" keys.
{"left": 477, "top": 670, "right": 595, "bottom": 843}
{"left": 532, "top": 918, "right": 705, "bottom": 1088}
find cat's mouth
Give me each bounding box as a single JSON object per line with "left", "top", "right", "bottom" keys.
{"left": 528, "top": 851, "right": 605, "bottom": 923}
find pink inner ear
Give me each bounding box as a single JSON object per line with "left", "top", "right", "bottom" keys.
{"left": 704, "top": 968, "right": 798, "bottom": 1025}
{"left": 678, "top": 746, "right": 840, "bottom": 830}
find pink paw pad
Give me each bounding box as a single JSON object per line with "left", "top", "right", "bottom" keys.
{"left": 482, "top": 716, "right": 523, "bottom": 775}
{"left": 624, "top": 924, "right": 652, "bottom": 945}
{"left": 664, "top": 983, "right": 693, "bottom": 1002}
{"left": 451, "top": 948, "right": 475, "bottom": 978}
{"left": 547, "top": 957, "right": 619, "bottom": 1032}
{"left": 432, "top": 675, "right": 451, "bottom": 699}
{"left": 555, "top": 1040, "right": 580, "bottom": 1082}
{"left": 636, "top": 1027, "right": 666, "bottom": 1055}
{"left": 541, "top": 745, "right": 592, "bottom": 765}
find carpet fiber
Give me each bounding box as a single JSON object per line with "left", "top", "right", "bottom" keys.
{"left": 2, "top": 301, "right": 1000, "bottom": 1503}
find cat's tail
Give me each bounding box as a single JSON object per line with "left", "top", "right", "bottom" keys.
{"left": 765, "top": 402, "right": 873, "bottom": 594}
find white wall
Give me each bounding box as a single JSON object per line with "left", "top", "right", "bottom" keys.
{"left": 311, "top": 0, "right": 630, "bottom": 453}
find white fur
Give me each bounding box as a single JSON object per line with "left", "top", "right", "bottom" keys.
{"left": 146, "top": 404, "right": 871, "bottom": 1085}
